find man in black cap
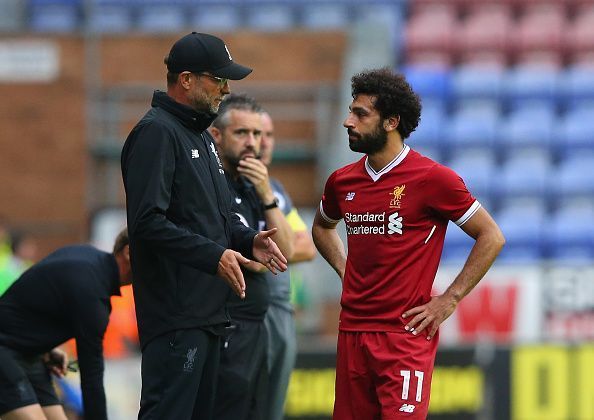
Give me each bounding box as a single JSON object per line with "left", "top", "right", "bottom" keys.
{"left": 121, "top": 32, "right": 288, "bottom": 420}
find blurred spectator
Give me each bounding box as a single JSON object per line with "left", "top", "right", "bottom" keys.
{"left": 0, "top": 230, "right": 38, "bottom": 296}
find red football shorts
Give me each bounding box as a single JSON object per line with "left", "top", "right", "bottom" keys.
{"left": 333, "top": 330, "right": 438, "bottom": 420}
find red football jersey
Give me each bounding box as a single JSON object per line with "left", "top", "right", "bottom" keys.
{"left": 320, "top": 145, "right": 480, "bottom": 332}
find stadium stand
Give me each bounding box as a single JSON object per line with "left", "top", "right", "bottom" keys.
{"left": 15, "top": 0, "right": 594, "bottom": 263}
{"left": 495, "top": 200, "right": 546, "bottom": 263}
{"left": 496, "top": 148, "right": 551, "bottom": 199}
{"left": 29, "top": 0, "right": 79, "bottom": 32}
{"left": 456, "top": 3, "right": 511, "bottom": 59}
{"left": 546, "top": 200, "right": 594, "bottom": 261}
{"left": 448, "top": 148, "right": 496, "bottom": 202}
{"left": 500, "top": 103, "right": 555, "bottom": 155}
{"left": 396, "top": 0, "right": 594, "bottom": 261}
{"left": 190, "top": 4, "right": 241, "bottom": 31}
{"left": 137, "top": 5, "right": 185, "bottom": 33}
{"left": 450, "top": 62, "right": 506, "bottom": 101}
{"left": 87, "top": 5, "right": 131, "bottom": 33}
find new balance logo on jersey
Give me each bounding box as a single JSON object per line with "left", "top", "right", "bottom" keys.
{"left": 388, "top": 212, "right": 403, "bottom": 234}
{"left": 345, "top": 192, "right": 356, "bottom": 201}
{"left": 191, "top": 149, "right": 199, "bottom": 159}
{"left": 399, "top": 403, "right": 415, "bottom": 413}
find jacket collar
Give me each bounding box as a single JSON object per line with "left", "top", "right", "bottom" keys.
{"left": 151, "top": 90, "right": 217, "bottom": 132}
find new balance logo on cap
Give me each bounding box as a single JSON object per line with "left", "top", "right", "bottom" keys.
{"left": 399, "top": 403, "right": 415, "bottom": 413}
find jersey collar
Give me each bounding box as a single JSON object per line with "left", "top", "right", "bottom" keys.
{"left": 364, "top": 144, "right": 410, "bottom": 182}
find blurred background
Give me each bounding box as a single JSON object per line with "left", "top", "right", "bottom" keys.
{"left": 1, "top": 0, "right": 594, "bottom": 418}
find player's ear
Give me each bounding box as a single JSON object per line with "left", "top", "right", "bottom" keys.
{"left": 383, "top": 115, "right": 400, "bottom": 131}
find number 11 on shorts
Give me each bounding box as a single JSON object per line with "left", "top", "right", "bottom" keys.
{"left": 400, "top": 370, "right": 424, "bottom": 402}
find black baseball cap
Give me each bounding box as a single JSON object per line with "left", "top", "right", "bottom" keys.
{"left": 166, "top": 32, "right": 252, "bottom": 80}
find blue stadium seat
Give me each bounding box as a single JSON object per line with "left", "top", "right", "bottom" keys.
{"left": 558, "top": 105, "right": 594, "bottom": 157}
{"left": 409, "top": 100, "right": 445, "bottom": 151}
{"left": 504, "top": 64, "right": 561, "bottom": 107}
{"left": 496, "top": 149, "right": 551, "bottom": 198}
{"left": 137, "top": 5, "right": 185, "bottom": 32}
{"left": 545, "top": 202, "right": 594, "bottom": 261}
{"left": 247, "top": 3, "right": 295, "bottom": 31}
{"left": 560, "top": 64, "right": 594, "bottom": 107}
{"left": 355, "top": 3, "right": 404, "bottom": 53}
{"left": 29, "top": 0, "right": 80, "bottom": 32}
{"left": 191, "top": 5, "right": 241, "bottom": 31}
{"left": 448, "top": 149, "right": 496, "bottom": 202}
{"left": 413, "top": 146, "right": 442, "bottom": 163}
{"left": 494, "top": 200, "right": 546, "bottom": 263}
{"left": 87, "top": 5, "right": 131, "bottom": 33}
{"left": 500, "top": 104, "right": 556, "bottom": 154}
{"left": 556, "top": 154, "right": 594, "bottom": 199}
{"left": 446, "top": 102, "right": 499, "bottom": 151}
{"left": 450, "top": 64, "right": 505, "bottom": 102}
{"left": 29, "top": 0, "right": 79, "bottom": 3}
{"left": 301, "top": 3, "right": 349, "bottom": 30}
{"left": 443, "top": 221, "right": 474, "bottom": 263}
{"left": 402, "top": 65, "right": 451, "bottom": 102}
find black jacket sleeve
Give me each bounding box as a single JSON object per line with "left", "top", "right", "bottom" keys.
{"left": 74, "top": 298, "right": 110, "bottom": 420}
{"left": 229, "top": 207, "right": 256, "bottom": 260}
{"left": 123, "top": 122, "right": 226, "bottom": 274}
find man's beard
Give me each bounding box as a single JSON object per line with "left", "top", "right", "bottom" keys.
{"left": 348, "top": 124, "right": 388, "bottom": 154}
{"left": 226, "top": 147, "right": 258, "bottom": 170}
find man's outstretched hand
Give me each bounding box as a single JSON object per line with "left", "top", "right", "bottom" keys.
{"left": 217, "top": 250, "right": 251, "bottom": 299}
{"left": 253, "top": 228, "right": 288, "bottom": 274}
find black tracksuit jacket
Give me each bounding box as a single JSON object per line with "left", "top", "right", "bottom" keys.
{"left": 121, "top": 91, "right": 256, "bottom": 348}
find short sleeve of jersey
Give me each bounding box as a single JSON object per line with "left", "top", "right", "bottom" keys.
{"left": 423, "top": 164, "right": 480, "bottom": 226}
{"left": 320, "top": 171, "right": 342, "bottom": 223}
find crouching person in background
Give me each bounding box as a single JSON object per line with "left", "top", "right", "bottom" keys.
{"left": 0, "top": 229, "right": 132, "bottom": 420}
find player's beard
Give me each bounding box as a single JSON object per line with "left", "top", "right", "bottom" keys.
{"left": 348, "top": 123, "right": 388, "bottom": 155}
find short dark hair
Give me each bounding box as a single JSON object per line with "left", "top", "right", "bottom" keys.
{"left": 164, "top": 55, "right": 180, "bottom": 87}
{"left": 112, "top": 228, "right": 129, "bottom": 255}
{"left": 212, "top": 93, "right": 263, "bottom": 130}
{"left": 351, "top": 68, "right": 422, "bottom": 140}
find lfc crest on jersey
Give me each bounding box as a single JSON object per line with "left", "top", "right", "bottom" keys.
{"left": 389, "top": 185, "right": 406, "bottom": 209}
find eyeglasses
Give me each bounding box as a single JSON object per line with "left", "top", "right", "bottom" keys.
{"left": 197, "top": 73, "right": 228, "bottom": 87}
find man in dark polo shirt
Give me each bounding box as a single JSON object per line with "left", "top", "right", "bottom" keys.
{"left": 0, "top": 229, "right": 131, "bottom": 420}
{"left": 210, "top": 94, "right": 294, "bottom": 420}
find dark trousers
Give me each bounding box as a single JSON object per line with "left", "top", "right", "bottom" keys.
{"left": 214, "top": 319, "right": 268, "bottom": 420}
{"left": 138, "top": 328, "right": 220, "bottom": 420}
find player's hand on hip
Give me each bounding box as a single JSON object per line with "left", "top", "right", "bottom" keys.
{"left": 402, "top": 294, "right": 458, "bottom": 340}
{"left": 252, "top": 228, "right": 288, "bottom": 274}
{"left": 217, "top": 250, "right": 249, "bottom": 299}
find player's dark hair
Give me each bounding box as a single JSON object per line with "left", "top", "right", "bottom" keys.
{"left": 112, "top": 228, "right": 129, "bottom": 255}
{"left": 212, "top": 93, "right": 263, "bottom": 130}
{"left": 351, "top": 68, "right": 422, "bottom": 140}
